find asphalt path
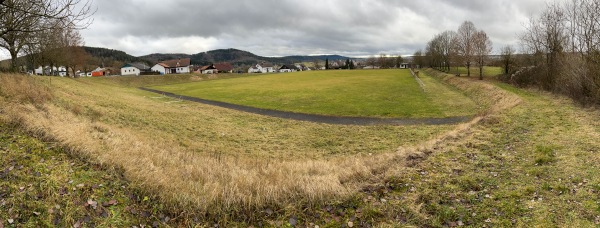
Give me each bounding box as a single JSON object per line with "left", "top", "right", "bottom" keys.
{"left": 140, "top": 87, "right": 472, "bottom": 126}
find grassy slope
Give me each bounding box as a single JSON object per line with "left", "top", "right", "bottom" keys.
{"left": 152, "top": 69, "right": 477, "bottom": 118}
{"left": 1, "top": 71, "right": 599, "bottom": 226}
{"left": 446, "top": 66, "right": 503, "bottom": 77}
{"left": 0, "top": 122, "right": 185, "bottom": 227}
{"left": 372, "top": 73, "right": 600, "bottom": 227}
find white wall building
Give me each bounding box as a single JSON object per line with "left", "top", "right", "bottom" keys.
{"left": 248, "top": 63, "right": 275, "bottom": 73}
{"left": 151, "top": 58, "right": 191, "bottom": 75}
{"left": 121, "top": 62, "right": 151, "bottom": 76}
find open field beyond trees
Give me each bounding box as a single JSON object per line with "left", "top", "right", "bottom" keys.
{"left": 151, "top": 69, "right": 478, "bottom": 118}
{"left": 1, "top": 69, "right": 599, "bottom": 226}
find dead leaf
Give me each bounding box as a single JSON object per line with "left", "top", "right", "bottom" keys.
{"left": 6, "top": 219, "right": 13, "bottom": 224}
{"left": 33, "top": 212, "right": 40, "bottom": 216}
{"left": 73, "top": 220, "right": 82, "bottom": 228}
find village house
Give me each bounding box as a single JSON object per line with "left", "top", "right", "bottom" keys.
{"left": 214, "top": 63, "right": 234, "bottom": 73}
{"left": 248, "top": 62, "right": 275, "bottom": 73}
{"left": 151, "top": 58, "right": 191, "bottom": 75}
{"left": 198, "top": 64, "right": 217, "bottom": 74}
{"left": 34, "top": 66, "right": 68, "bottom": 76}
{"left": 278, "top": 64, "right": 298, "bottom": 73}
{"left": 121, "top": 62, "right": 151, "bottom": 76}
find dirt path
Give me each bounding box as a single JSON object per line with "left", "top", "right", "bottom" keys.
{"left": 140, "top": 87, "right": 472, "bottom": 126}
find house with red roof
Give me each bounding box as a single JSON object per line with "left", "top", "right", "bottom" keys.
{"left": 214, "top": 63, "right": 234, "bottom": 73}
{"left": 151, "top": 58, "right": 191, "bottom": 75}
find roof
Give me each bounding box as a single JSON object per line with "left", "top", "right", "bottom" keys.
{"left": 259, "top": 62, "right": 274, "bottom": 68}
{"left": 199, "top": 65, "right": 217, "bottom": 71}
{"left": 159, "top": 58, "right": 191, "bottom": 68}
{"left": 123, "top": 62, "right": 150, "bottom": 70}
{"left": 214, "top": 63, "right": 233, "bottom": 71}
{"left": 279, "top": 64, "right": 298, "bottom": 70}
{"left": 156, "top": 63, "right": 169, "bottom": 68}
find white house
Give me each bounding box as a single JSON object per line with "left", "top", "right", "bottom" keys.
{"left": 278, "top": 64, "right": 298, "bottom": 73}
{"left": 151, "top": 58, "right": 191, "bottom": 75}
{"left": 399, "top": 63, "right": 410, "bottom": 69}
{"left": 248, "top": 63, "right": 275, "bottom": 73}
{"left": 121, "top": 62, "right": 151, "bottom": 76}
{"left": 35, "top": 66, "right": 67, "bottom": 76}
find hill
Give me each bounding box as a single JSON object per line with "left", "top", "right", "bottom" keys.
{"left": 139, "top": 48, "right": 351, "bottom": 66}
{"left": 1, "top": 46, "right": 352, "bottom": 70}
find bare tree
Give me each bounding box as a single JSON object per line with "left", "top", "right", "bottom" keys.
{"left": 473, "top": 30, "right": 492, "bottom": 80}
{"left": 455, "top": 21, "right": 477, "bottom": 77}
{"left": 500, "top": 45, "right": 516, "bottom": 75}
{"left": 0, "top": 0, "right": 93, "bottom": 71}
{"left": 378, "top": 54, "right": 388, "bottom": 68}
{"left": 313, "top": 59, "right": 321, "bottom": 70}
{"left": 412, "top": 50, "right": 423, "bottom": 68}
{"left": 366, "top": 56, "right": 377, "bottom": 69}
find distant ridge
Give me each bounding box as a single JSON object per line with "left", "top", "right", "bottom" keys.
{"left": 1, "top": 47, "right": 353, "bottom": 69}
{"left": 140, "top": 48, "right": 352, "bottom": 66}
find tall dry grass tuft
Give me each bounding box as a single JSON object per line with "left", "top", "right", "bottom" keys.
{"left": 0, "top": 71, "right": 524, "bottom": 221}
{"left": 0, "top": 73, "right": 53, "bottom": 105}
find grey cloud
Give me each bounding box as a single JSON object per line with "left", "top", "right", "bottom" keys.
{"left": 80, "top": 0, "right": 554, "bottom": 57}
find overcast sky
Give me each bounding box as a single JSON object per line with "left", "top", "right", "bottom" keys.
{"left": 3, "top": 0, "right": 554, "bottom": 59}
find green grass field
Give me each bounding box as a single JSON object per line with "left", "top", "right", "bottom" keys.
{"left": 152, "top": 69, "right": 477, "bottom": 118}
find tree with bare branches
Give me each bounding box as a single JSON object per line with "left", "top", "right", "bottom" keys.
{"left": 455, "top": 21, "right": 477, "bottom": 77}
{"left": 0, "top": 0, "right": 93, "bottom": 71}
{"left": 473, "top": 30, "right": 492, "bottom": 80}
{"left": 500, "top": 45, "right": 515, "bottom": 75}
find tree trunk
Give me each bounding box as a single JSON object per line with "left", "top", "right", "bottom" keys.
{"left": 9, "top": 48, "right": 18, "bottom": 72}
{"left": 479, "top": 66, "right": 484, "bottom": 80}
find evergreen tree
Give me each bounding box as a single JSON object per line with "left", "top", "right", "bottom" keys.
{"left": 325, "top": 58, "right": 329, "bottom": 70}
{"left": 345, "top": 59, "right": 350, "bottom": 69}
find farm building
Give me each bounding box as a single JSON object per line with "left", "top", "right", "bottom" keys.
{"left": 198, "top": 64, "right": 217, "bottom": 74}
{"left": 121, "top": 62, "right": 151, "bottom": 76}
{"left": 151, "top": 58, "right": 191, "bottom": 75}
{"left": 91, "top": 67, "right": 107, "bottom": 77}
{"left": 214, "top": 63, "right": 234, "bottom": 73}
{"left": 248, "top": 62, "right": 275, "bottom": 73}
{"left": 278, "top": 64, "right": 298, "bottom": 73}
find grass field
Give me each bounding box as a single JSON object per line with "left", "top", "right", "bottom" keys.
{"left": 152, "top": 69, "right": 478, "bottom": 118}
{"left": 1, "top": 70, "right": 600, "bottom": 226}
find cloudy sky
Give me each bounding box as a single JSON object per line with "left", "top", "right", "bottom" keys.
{"left": 80, "top": 0, "right": 549, "bottom": 57}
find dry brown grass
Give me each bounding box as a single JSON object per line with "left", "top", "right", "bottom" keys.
{"left": 0, "top": 71, "right": 523, "bottom": 221}
{"left": 0, "top": 73, "right": 53, "bottom": 105}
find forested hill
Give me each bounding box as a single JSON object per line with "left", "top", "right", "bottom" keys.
{"left": 1, "top": 47, "right": 352, "bottom": 69}
{"left": 140, "top": 48, "right": 351, "bottom": 66}
{"left": 83, "top": 47, "right": 150, "bottom": 65}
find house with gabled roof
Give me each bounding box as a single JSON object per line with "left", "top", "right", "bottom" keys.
{"left": 151, "top": 58, "right": 191, "bottom": 75}
{"left": 121, "top": 62, "right": 151, "bottom": 76}
{"left": 214, "top": 63, "right": 234, "bottom": 73}
{"left": 279, "top": 64, "right": 298, "bottom": 73}
{"left": 248, "top": 62, "right": 275, "bottom": 73}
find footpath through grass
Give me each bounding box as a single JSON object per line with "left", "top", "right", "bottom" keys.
{"left": 152, "top": 69, "right": 477, "bottom": 118}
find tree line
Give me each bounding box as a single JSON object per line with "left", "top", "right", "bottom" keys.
{"left": 0, "top": 0, "right": 93, "bottom": 75}
{"left": 508, "top": 0, "right": 600, "bottom": 105}
{"left": 416, "top": 21, "right": 492, "bottom": 80}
